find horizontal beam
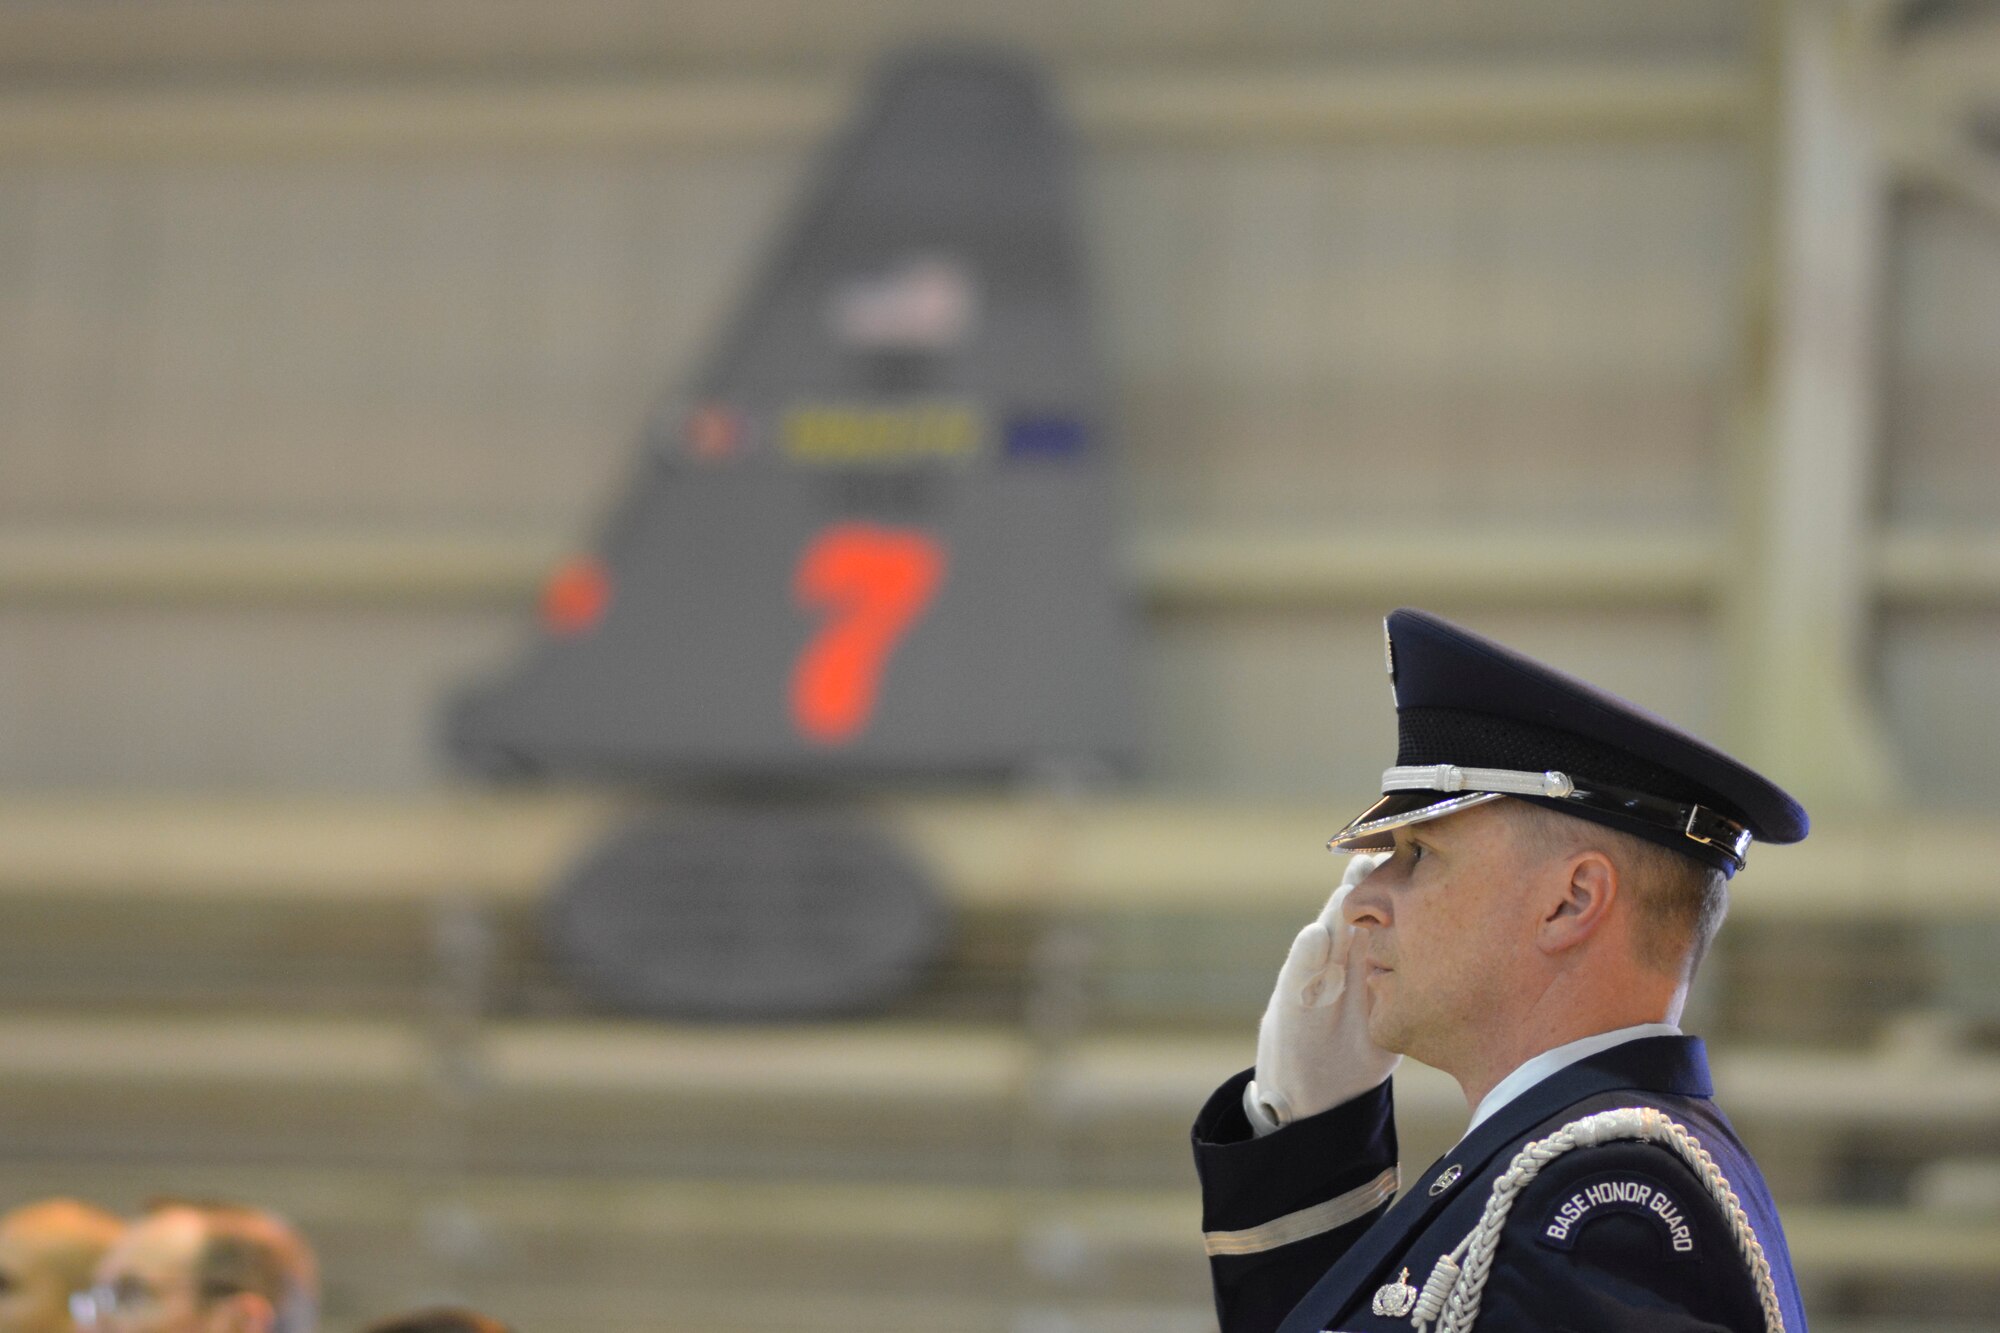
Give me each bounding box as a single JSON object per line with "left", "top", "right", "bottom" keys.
{"left": 0, "top": 791, "right": 1994, "bottom": 918}
{"left": 5, "top": 1015, "right": 1999, "bottom": 1138}
{"left": 1083, "top": 64, "right": 1749, "bottom": 146}
{"left": 0, "top": 62, "right": 1750, "bottom": 161}
{"left": 1877, "top": 527, "right": 2000, "bottom": 606}
{"left": 1135, "top": 528, "right": 1721, "bottom": 607}
{"left": 5, "top": 524, "right": 1998, "bottom": 607}
{"left": 0, "top": 791, "right": 620, "bottom": 904}
{"left": 1, "top": 1147, "right": 1993, "bottom": 1281}
{"left": 0, "top": 0, "right": 1759, "bottom": 91}
{"left": 0, "top": 80, "right": 837, "bottom": 161}
{"left": 0, "top": 528, "right": 563, "bottom": 605}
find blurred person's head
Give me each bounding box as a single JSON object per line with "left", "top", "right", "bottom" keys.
{"left": 0, "top": 1200, "right": 125, "bottom": 1333}
{"left": 358, "top": 1309, "right": 511, "bottom": 1333}
{"left": 78, "top": 1203, "right": 316, "bottom": 1333}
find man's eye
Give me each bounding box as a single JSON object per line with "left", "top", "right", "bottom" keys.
{"left": 1407, "top": 842, "right": 1426, "bottom": 864}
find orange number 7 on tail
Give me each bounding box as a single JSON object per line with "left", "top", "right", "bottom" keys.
{"left": 789, "top": 523, "right": 948, "bottom": 745}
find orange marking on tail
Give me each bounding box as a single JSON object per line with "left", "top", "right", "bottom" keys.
{"left": 542, "top": 556, "right": 612, "bottom": 635}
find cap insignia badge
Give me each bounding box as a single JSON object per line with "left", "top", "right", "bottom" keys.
{"left": 1370, "top": 1268, "right": 1418, "bottom": 1319}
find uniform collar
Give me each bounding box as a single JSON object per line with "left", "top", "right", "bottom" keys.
{"left": 1463, "top": 1022, "right": 1682, "bottom": 1138}
{"left": 1274, "top": 1034, "right": 1713, "bottom": 1333}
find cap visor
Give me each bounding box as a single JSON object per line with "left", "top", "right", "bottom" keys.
{"left": 1326, "top": 790, "right": 1506, "bottom": 853}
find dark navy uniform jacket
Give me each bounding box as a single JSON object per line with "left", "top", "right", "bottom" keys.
{"left": 1192, "top": 1036, "right": 1806, "bottom": 1333}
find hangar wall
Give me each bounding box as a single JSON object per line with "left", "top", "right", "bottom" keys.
{"left": 1, "top": 2, "right": 1998, "bottom": 1330}
{"left": 0, "top": 1, "right": 1993, "bottom": 809}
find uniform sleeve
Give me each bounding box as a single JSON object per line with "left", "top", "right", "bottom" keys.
{"left": 1192, "top": 1068, "right": 1400, "bottom": 1333}
{"left": 1470, "top": 1139, "right": 1771, "bottom": 1333}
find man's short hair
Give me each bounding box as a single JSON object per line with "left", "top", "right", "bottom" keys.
{"left": 0, "top": 1198, "right": 124, "bottom": 1293}
{"left": 140, "top": 1201, "right": 318, "bottom": 1333}
{"left": 1505, "top": 799, "right": 1728, "bottom": 980}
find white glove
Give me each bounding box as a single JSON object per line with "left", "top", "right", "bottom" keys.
{"left": 1244, "top": 851, "right": 1399, "bottom": 1135}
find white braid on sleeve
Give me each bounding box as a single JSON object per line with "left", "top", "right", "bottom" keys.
{"left": 1406, "top": 1106, "right": 1785, "bottom": 1333}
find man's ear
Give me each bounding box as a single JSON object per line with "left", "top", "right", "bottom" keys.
{"left": 205, "top": 1292, "right": 276, "bottom": 1333}
{"left": 1536, "top": 850, "right": 1617, "bottom": 955}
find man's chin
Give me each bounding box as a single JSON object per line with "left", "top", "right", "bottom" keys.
{"left": 1365, "top": 1011, "right": 1408, "bottom": 1055}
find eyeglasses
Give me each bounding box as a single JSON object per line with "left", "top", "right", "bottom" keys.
{"left": 72, "top": 1279, "right": 161, "bottom": 1327}
{"left": 70, "top": 1279, "right": 242, "bottom": 1326}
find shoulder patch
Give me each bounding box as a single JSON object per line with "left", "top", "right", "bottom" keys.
{"left": 1536, "top": 1170, "right": 1698, "bottom": 1261}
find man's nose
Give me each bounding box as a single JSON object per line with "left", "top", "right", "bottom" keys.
{"left": 1341, "top": 856, "right": 1393, "bottom": 928}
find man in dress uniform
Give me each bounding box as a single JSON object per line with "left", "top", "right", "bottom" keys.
{"left": 1193, "top": 608, "right": 1810, "bottom": 1333}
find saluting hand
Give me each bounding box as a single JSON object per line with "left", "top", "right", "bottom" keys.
{"left": 1244, "top": 850, "right": 1400, "bottom": 1134}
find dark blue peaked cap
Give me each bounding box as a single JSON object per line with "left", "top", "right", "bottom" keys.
{"left": 1327, "top": 608, "right": 1809, "bottom": 877}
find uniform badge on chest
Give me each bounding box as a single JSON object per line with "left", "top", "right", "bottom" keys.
{"left": 1370, "top": 1267, "right": 1419, "bottom": 1319}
